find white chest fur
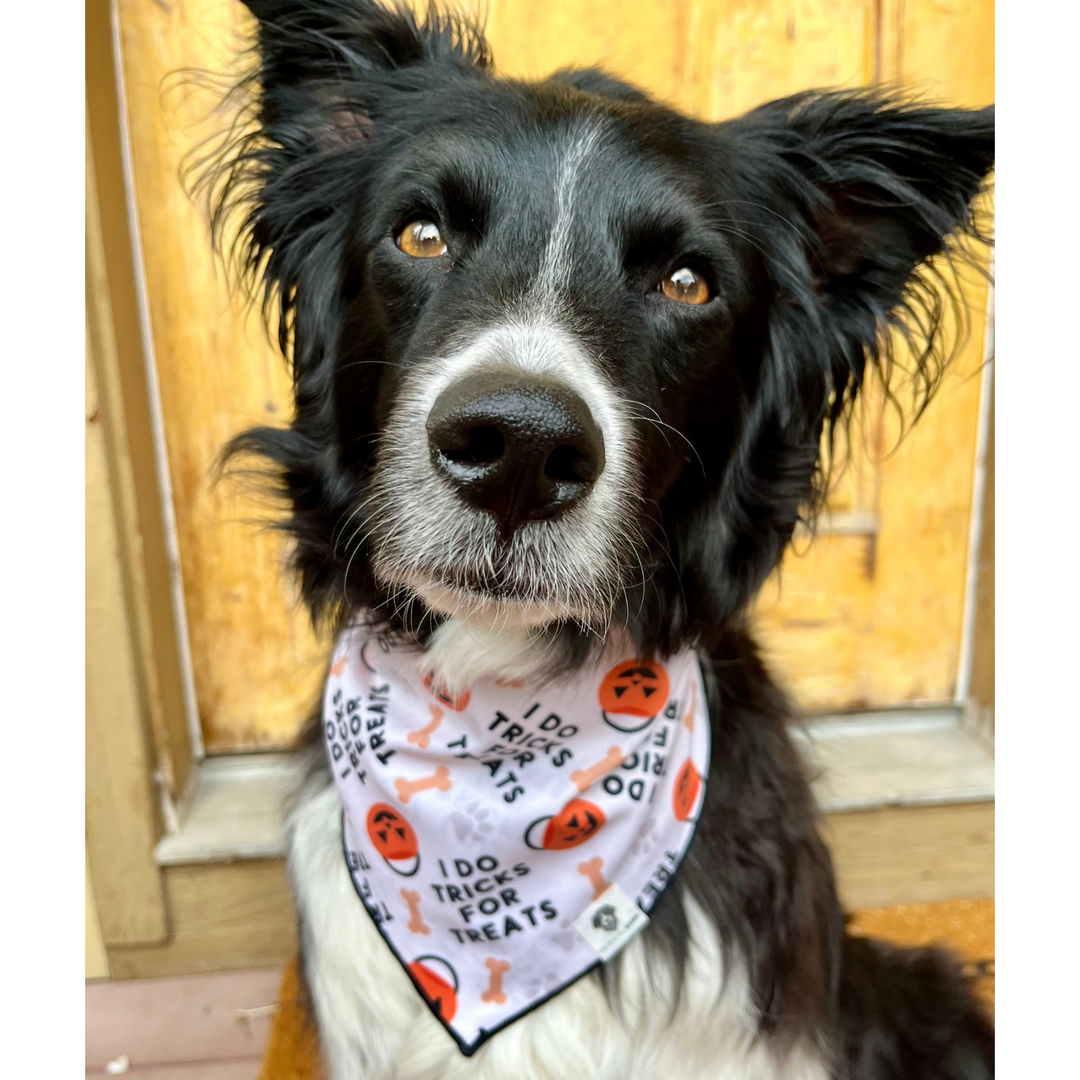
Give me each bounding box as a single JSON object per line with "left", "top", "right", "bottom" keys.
{"left": 287, "top": 782, "right": 831, "bottom": 1080}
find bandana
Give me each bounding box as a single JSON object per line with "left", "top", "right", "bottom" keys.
{"left": 324, "top": 625, "right": 710, "bottom": 1056}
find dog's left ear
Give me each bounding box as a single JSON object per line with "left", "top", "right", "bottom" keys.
{"left": 729, "top": 91, "right": 993, "bottom": 341}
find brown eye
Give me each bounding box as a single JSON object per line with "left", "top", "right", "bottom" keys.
{"left": 397, "top": 219, "right": 447, "bottom": 258}
{"left": 661, "top": 266, "right": 710, "bottom": 305}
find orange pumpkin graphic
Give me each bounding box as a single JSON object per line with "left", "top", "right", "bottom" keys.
{"left": 408, "top": 956, "right": 458, "bottom": 1022}
{"left": 421, "top": 669, "right": 471, "bottom": 711}
{"left": 366, "top": 803, "right": 420, "bottom": 876}
{"left": 598, "top": 659, "right": 671, "bottom": 732}
{"left": 524, "top": 798, "right": 607, "bottom": 851}
{"left": 672, "top": 759, "right": 701, "bottom": 822}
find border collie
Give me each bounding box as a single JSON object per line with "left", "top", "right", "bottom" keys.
{"left": 196, "top": 2, "right": 994, "bottom": 1076}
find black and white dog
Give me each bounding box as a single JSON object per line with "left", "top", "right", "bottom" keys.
{"left": 200, "top": 2, "right": 994, "bottom": 1076}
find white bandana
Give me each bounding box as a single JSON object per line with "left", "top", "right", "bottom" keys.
{"left": 324, "top": 624, "right": 710, "bottom": 1055}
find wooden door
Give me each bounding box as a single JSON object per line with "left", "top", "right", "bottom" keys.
{"left": 115, "top": 0, "right": 993, "bottom": 750}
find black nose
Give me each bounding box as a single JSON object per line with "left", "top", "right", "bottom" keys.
{"left": 426, "top": 372, "right": 606, "bottom": 532}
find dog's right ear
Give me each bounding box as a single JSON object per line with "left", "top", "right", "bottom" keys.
{"left": 242, "top": 0, "right": 490, "bottom": 152}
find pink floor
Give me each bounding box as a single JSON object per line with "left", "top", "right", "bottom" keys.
{"left": 86, "top": 968, "right": 283, "bottom": 1079}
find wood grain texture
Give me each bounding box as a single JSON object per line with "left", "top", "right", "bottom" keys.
{"left": 751, "top": 0, "right": 993, "bottom": 708}
{"left": 87, "top": 310, "right": 169, "bottom": 947}
{"left": 115, "top": 0, "right": 991, "bottom": 746}
{"left": 116, "top": 0, "right": 327, "bottom": 750}
{"left": 107, "top": 861, "right": 298, "bottom": 981}
{"left": 824, "top": 801, "right": 994, "bottom": 909}
{"left": 86, "top": 848, "right": 111, "bottom": 981}
{"left": 87, "top": 0, "right": 197, "bottom": 801}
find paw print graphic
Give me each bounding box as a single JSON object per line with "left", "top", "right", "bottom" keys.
{"left": 448, "top": 801, "right": 497, "bottom": 844}
{"left": 524, "top": 970, "right": 562, "bottom": 996}
{"left": 628, "top": 819, "right": 661, "bottom": 859}
{"left": 550, "top": 920, "right": 578, "bottom": 952}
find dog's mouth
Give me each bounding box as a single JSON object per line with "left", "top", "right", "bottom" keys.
{"left": 370, "top": 512, "right": 633, "bottom": 630}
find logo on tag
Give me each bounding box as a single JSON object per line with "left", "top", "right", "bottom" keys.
{"left": 572, "top": 883, "right": 650, "bottom": 963}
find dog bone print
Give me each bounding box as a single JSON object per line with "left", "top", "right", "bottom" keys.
{"left": 399, "top": 888, "right": 430, "bottom": 935}
{"left": 494, "top": 675, "right": 525, "bottom": 688}
{"left": 394, "top": 765, "right": 452, "bottom": 804}
{"left": 480, "top": 957, "right": 510, "bottom": 1004}
{"left": 406, "top": 704, "right": 444, "bottom": 749}
{"left": 577, "top": 856, "right": 611, "bottom": 901}
{"left": 570, "top": 746, "right": 624, "bottom": 793}
{"left": 330, "top": 656, "right": 348, "bottom": 677}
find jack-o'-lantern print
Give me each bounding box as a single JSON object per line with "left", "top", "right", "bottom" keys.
{"left": 673, "top": 760, "right": 702, "bottom": 822}
{"left": 524, "top": 798, "right": 607, "bottom": 851}
{"left": 366, "top": 803, "right": 420, "bottom": 876}
{"left": 408, "top": 955, "right": 458, "bottom": 1022}
{"left": 598, "top": 659, "right": 671, "bottom": 732}
{"left": 421, "top": 669, "right": 471, "bottom": 711}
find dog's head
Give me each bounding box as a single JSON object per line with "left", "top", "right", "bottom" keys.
{"left": 205, "top": 0, "right": 993, "bottom": 661}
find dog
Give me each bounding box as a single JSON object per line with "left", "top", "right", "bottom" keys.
{"left": 197, "top": 2, "right": 995, "bottom": 1076}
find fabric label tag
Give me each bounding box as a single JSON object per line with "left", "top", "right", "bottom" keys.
{"left": 571, "top": 883, "right": 650, "bottom": 962}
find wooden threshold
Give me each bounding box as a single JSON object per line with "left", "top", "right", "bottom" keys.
{"left": 107, "top": 861, "right": 298, "bottom": 981}
{"left": 156, "top": 709, "right": 994, "bottom": 866}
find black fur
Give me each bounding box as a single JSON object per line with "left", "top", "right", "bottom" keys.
{"left": 191, "top": 2, "right": 994, "bottom": 1075}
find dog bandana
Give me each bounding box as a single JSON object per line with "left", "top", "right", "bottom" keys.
{"left": 324, "top": 625, "right": 711, "bottom": 1055}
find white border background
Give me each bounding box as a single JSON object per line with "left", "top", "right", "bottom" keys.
{"left": 3, "top": 1, "right": 84, "bottom": 1074}
{"left": 0, "top": 0, "right": 1065, "bottom": 1071}
{"left": 995, "top": 0, "right": 1078, "bottom": 1071}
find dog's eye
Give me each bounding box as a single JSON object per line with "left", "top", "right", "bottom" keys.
{"left": 397, "top": 219, "right": 448, "bottom": 258}
{"left": 661, "top": 267, "right": 710, "bottom": 305}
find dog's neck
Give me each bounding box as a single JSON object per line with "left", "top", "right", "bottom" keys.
{"left": 422, "top": 618, "right": 566, "bottom": 696}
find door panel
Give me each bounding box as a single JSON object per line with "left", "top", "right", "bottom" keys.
{"left": 115, "top": 0, "right": 992, "bottom": 748}
{"left": 750, "top": 0, "right": 993, "bottom": 708}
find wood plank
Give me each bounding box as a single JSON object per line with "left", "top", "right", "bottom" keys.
{"left": 87, "top": 0, "right": 197, "bottom": 798}
{"left": 824, "top": 801, "right": 994, "bottom": 910}
{"left": 107, "top": 861, "right": 298, "bottom": 980}
{"left": 156, "top": 756, "right": 296, "bottom": 866}
{"left": 794, "top": 712, "right": 994, "bottom": 811}
{"left": 753, "top": 532, "right": 877, "bottom": 709}
{"left": 752, "top": 0, "right": 993, "bottom": 708}
{"left": 86, "top": 848, "right": 111, "bottom": 981}
{"left": 861, "top": 0, "right": 993, "bottom": 704}
{"left": 881, "top": 0, "right": 994, "bottom": 107}
{"left": 86, "top": 310, "right": 169, "bottom": 947}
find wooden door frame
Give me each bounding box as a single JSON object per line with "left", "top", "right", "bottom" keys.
{"left": 87, "top": 0, "right": 195, "bottom": 953}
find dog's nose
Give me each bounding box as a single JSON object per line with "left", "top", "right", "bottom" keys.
{"left": 426, "top": 372, "right": 605, "bottom": 532}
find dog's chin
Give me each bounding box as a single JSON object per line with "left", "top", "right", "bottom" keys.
{"left": 396, "top": 573, "right": 590, "bottom": 632}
